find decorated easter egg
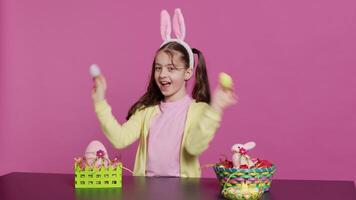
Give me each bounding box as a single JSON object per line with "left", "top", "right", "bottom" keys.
{"left": 219, "top": 72, "right": 233, "bottom": 89}
{"left": 84, "top": 140, "right": 109, "bottom": 167}
{"left": 89, "top": 64, "right": 101, "bottom": 77}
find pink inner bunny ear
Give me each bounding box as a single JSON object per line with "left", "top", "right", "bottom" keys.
{"left": 160, "top": 10, "right": 171, "bottom": 41}
{"left": 173, "top": 8, "right": 186, "bottom": 40}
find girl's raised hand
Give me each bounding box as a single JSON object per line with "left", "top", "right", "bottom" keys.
{"left": 210, "top": 85, "right": 238, "bottom": 114}
{"left": 91, "top": 75, "right": 107, "bottom": 104}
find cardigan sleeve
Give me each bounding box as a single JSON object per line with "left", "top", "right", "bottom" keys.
{"left": 184, "top": 103, "right": 222, "bottom": 156}
{"left": 94, "top": 100, "right": 143, "bottom": 149}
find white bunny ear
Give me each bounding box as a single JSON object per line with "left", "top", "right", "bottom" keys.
{"left": 172, "top": 8, "right": 186, "bottom": 40}
{"left": 244, "top": 141, "right": 256, "bottom": 150}
{"left": 160, "top": 9, "right": 171, "bottom": 41}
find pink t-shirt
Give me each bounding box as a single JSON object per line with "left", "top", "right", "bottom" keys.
{"left": 146, "top": 95, "right": 192, "bottom": 177}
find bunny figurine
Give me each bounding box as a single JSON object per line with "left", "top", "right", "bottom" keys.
{"left": 231, "top": 141, "right": 256, "bottom": 169}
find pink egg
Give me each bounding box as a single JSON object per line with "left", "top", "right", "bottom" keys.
{"left": 85, "top": 140, "right": 109, "bottom": 167}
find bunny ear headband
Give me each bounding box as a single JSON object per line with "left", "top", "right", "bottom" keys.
{"left": 160, "top": 8, "right": 194, "bottom": 69}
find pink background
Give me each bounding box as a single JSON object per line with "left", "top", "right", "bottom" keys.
{"left": 1, "top": 0, "right": 355, "bottom": 183}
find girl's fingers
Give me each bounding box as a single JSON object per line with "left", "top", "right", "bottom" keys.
{"left": 102, "top": 77, "right": 107, "bottom": 88}
{"left": 94, "top": 77, "right": 101, "bottom": 87}
{"left": 214, "top": 84, "right": 238, "bottom": 108}
{"left": 225, "top": 91, "right": 238, "bottom": 105}
{"left": 232, "top": 92, "right": 238, "bottom": 101}
{"left": 99, "top": 75, "right": 107, "bottom": 88}
{"left": 101, "top": 75, "right": 107, "bottom": 84}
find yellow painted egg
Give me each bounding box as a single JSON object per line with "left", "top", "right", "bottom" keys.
{"left": 219, "top": 72, "right": 233, "bottom": 89}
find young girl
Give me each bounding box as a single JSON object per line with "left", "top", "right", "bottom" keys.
{"left": 90, "top": 9, "right": 237, "bottom": 178}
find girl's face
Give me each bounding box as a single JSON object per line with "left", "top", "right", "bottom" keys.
{"left": 154, "top": 50, "right": 193, "bottom": 102}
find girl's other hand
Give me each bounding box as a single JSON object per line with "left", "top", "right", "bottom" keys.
{"left": 91, "top": 75, "right": 107, "bottom": 104}
{"left": 210, "top": 86, "right": 238, "bottom": 114}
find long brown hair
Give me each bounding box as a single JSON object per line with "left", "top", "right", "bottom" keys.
{"left": 126, "top": 42, "right": 210, "bottom": 120}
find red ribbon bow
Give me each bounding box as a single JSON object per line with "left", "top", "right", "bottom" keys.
{"left": 239, "top": 147, "right": 247, "bottom": 155}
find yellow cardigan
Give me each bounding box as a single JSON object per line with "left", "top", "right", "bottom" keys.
{"left": 94, "top": 99, "right": 221, "bottom": 178}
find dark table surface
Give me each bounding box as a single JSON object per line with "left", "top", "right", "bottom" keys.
{"left": 0, "top": 172, "right": 355, "bottom": 200}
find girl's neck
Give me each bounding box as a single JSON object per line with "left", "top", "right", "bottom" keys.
{"left": 163, "top": 87, "right": 188, "bottom": 102}
{"left": 163, "top": 94, "right": 188, "bottom": 103}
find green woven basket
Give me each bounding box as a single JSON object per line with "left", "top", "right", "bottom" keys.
{"left": 74, "top": 163, "right": 122, "bottom": 188}
{"left": 213, "top": 165, "right": 276, "bottom": 192}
